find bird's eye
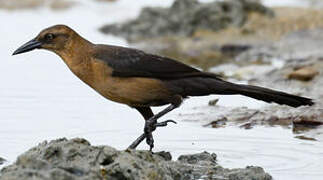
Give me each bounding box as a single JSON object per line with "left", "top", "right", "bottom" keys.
{"left": 45, "top": 33, "right": 54, "bottom": 41}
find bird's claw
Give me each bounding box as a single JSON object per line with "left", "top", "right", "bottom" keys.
{"left": 146, "top": 133, "right": 154, "bottom": 151}
{"left": 156, "top": 120, "right": 177, "bottom": 127}
{"left": 144, "top": 120, "right": 155, "bottom": 151}
{"left": 144, "top": 119, "right": 177, "bottom": 151}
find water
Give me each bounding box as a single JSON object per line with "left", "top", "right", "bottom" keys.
{"left": 0, "top": 1, "right": 323, "bottom": 180}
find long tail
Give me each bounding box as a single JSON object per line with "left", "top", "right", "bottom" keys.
{"left": 174, "top": 77, "right": 314, "bottom": 108}
{"left": 221, "top": 82, "right": 314, "bottom": 108}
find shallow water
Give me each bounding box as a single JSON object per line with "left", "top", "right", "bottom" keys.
{"left": 0, "top": 1, "right": 323, "bottom": 180}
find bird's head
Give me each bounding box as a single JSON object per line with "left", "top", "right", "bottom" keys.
{"left": 13, "top": 25, "right": 77, "bottom": 55}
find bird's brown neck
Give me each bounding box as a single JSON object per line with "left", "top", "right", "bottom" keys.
{"left": 53, "top": 33, "right": 97, "bottom": 85}
{"left": 55, "top": 33, "right": 93, "bottom": 68}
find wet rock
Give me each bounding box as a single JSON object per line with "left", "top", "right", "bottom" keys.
{"left": 288, "top": 66, "right": 319, "bottom": 81}
{"left": 208, "top": 98, "right": 220, "bottom": 106}
{"left": 178, "top": 151, "right": 217, "bottom": 165}
{"left": 0, "top": 138, "right": 272, "bottom": 180}
{"left": 228, "top": 166, "right": 272, "bottom": 180}
{"left": 0, "top": 157, "right": 5, "bottom": 165}
{"left": 100, "top": 0, "right": 274, "bottom": 42}
{"left": 197, "top": 104, "right": 321, "bottom": 131}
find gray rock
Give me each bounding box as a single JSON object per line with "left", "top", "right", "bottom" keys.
{"left": 100, "top": 0, "right": 274, "bottom": 42}
{"left": 228, "top": 166, "right": 272, "bottom": 180}
{"left": 0, "top": 138, "right": 272, "bottom": 180}
{"left": 0, "top": 157, "right": 5, "bottom": 165}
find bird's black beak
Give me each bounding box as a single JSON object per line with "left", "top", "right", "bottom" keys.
{"left": 12, "top": 38, "right": 42, "bottom": 56}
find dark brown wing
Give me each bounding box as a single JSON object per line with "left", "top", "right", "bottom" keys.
{"left": 93, "top": 44, "right": 221, "bottom": 80}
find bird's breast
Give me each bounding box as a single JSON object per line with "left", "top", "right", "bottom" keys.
{"left": 68, "top": 58, "right": 172, "bottom": 106}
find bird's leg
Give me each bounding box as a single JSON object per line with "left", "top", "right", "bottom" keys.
{"left": 144, "top": 104, "right": 178, "bottom": 151}
{"left": 128, "top": 107, "right": 154, "bottom": 149}
{"left": 127, "top": 119, "right": 176, "bottom": 150}
{"left": 128, "top": 134, "right": 146, "bottom": 149}
{"left": 129, "top": 96, "right": 182, "bottom": 150}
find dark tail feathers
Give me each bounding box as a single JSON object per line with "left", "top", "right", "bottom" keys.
{"left": 229, "top": 83, "right": 314, "bottom": 107}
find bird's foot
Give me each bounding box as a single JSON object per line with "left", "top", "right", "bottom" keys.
{"left": 144, "top": 119, "right": 177, "bottom": 151}
{"left": 128, "top": 119, "right": 177, "bottom": 150}
{"left": 156, "top": 120, "right": 177, "bottom": 127}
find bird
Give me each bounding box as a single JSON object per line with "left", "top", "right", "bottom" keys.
{"left": 13, "top": 25, "right": 314, "bottom": 151}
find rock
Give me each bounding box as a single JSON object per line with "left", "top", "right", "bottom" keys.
{"left": 208, "top": 98, "right": 220, "bottom": 106}
{"left": 0, "top": 138, "right": 272, "bottom": 180}
{"left": 178, "top": 151, "right": 217, "bottom": 165}
{"left": 288, "top": 66, "right": 319, "bottom": 81}
{"left": 228, "top": 166, "right": 272, "bottom": 180}
{"left": 100, "top": 0, "right": 274, "bottom": 42}
{"left": 0, "top": 157, "right": 5, "bottom": 165}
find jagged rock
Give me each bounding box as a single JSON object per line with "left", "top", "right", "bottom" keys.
{"left": 100, "top": 0, "right": 274, "bottom": 42}
{"left": 0, "top": 138, "right": 272, "bottom": 180}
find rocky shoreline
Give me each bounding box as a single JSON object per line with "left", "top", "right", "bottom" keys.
{"left": 0, "top": 138, "right": 272, "bottom": 180}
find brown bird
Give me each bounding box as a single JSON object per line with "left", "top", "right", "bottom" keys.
{"left": 13, "top": 25, "right": 314, "bottom": 151}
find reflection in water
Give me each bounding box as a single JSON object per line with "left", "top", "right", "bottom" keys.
{"left": 0, "top": 1, "right": 323, "bottom": 180}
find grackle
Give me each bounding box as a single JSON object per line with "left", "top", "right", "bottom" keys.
{"left": 13, "top": 25, "right": 314, "bottom": 151}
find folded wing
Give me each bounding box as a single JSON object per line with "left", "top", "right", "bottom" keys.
{"left": 93, "top": 45, "right": 220, "bottom": 80}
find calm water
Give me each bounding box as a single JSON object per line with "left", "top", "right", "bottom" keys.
{"left": 0, "top": 1, "right": 322, "bottom": 180}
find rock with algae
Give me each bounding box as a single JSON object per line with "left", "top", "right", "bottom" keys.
{"left": 0, "top": 138, "right": 272, "bottom": 180}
